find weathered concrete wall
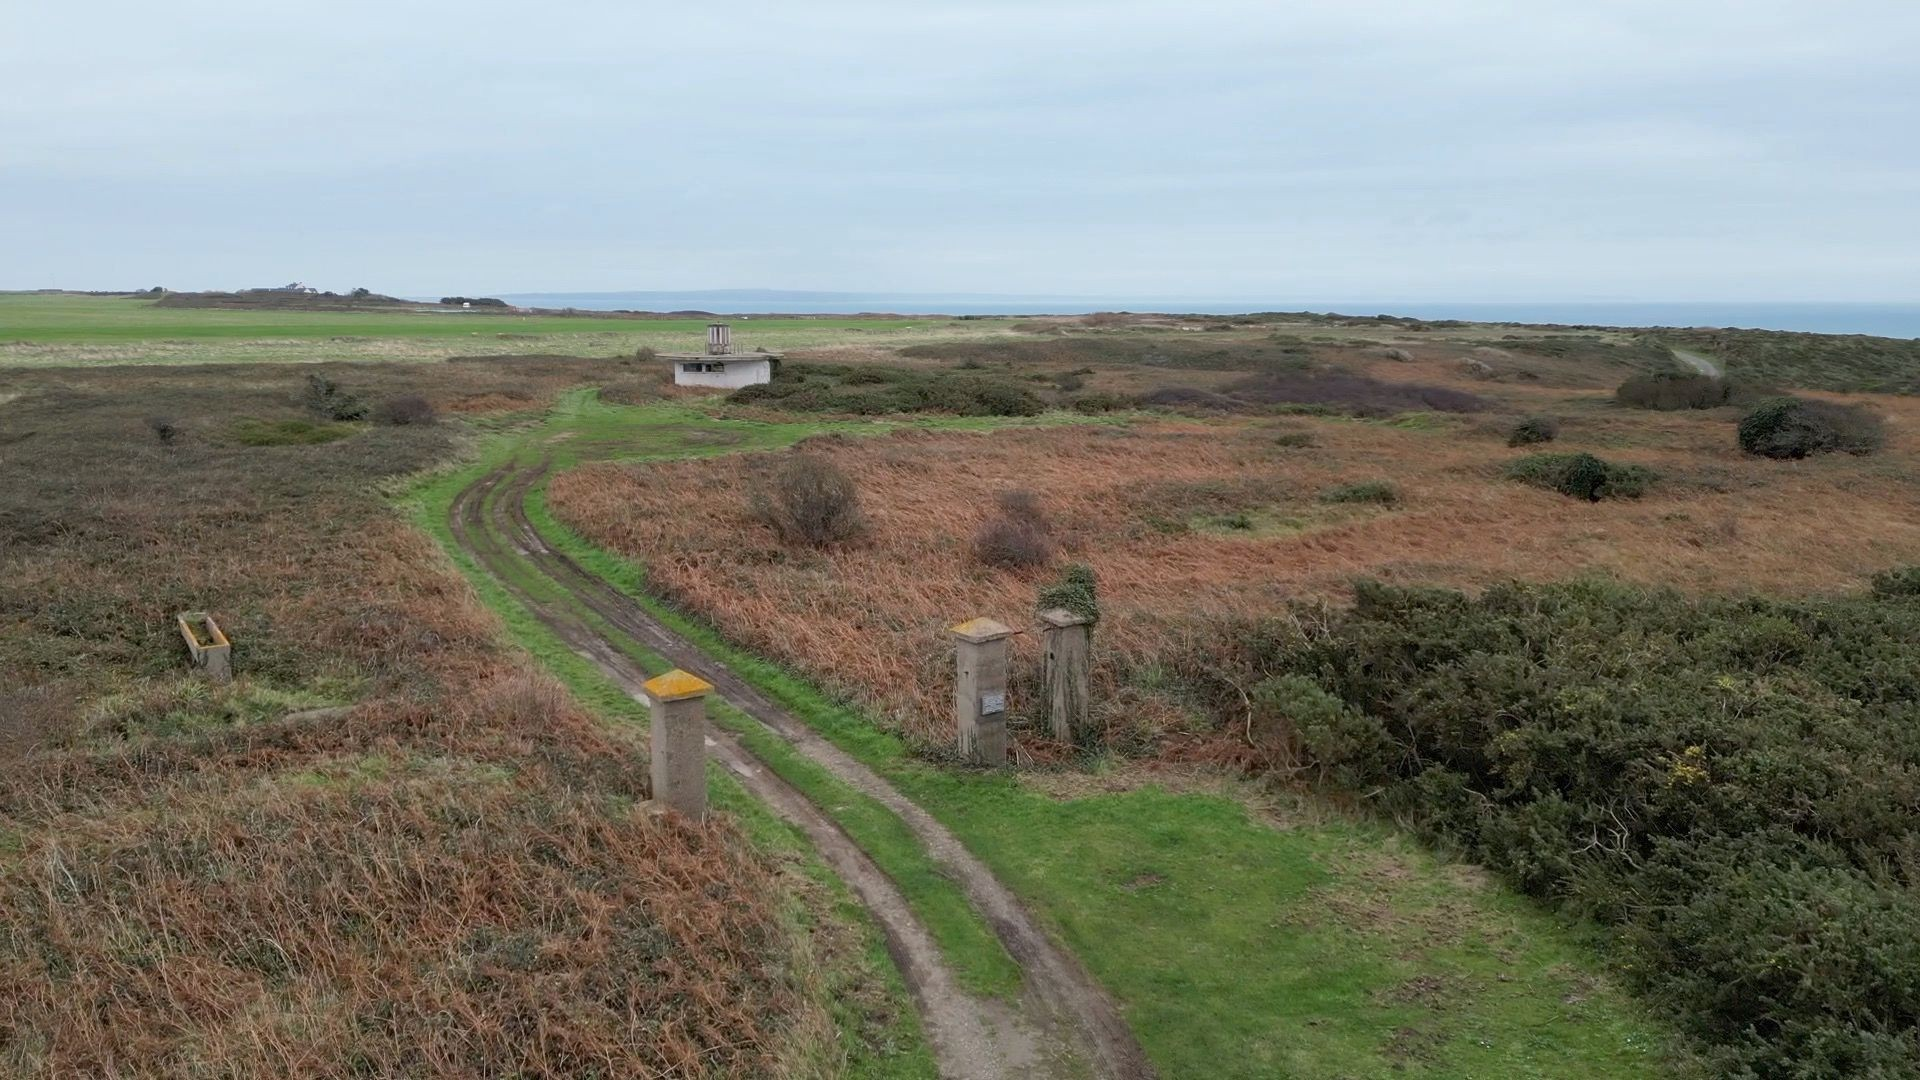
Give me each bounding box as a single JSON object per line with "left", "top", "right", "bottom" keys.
{"left": 670, "top": 358, "right": 773, "bottom": 389}
{"left": 644, "top": 669, "right": 713, "bottom": 820}
{"left": 1039, "top": 608, "right": 1091, "bottom": 743}
{"left": 951, "top": 617, "right": 1013, "bottom": 766}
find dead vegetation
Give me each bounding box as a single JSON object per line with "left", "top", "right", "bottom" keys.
{"left": 0, "top": 357, "right": 835, "bottom": 1077}
{"left": 550, "top": 377, "right": 1920, "bottom": 753}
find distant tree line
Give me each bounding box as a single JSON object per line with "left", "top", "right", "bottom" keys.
{"left": 439, "top": 296, "right": 509, "bottom": 307}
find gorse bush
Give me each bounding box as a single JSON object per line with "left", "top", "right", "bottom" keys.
{"left": 1506, "top": 415, "right": 1559, "bottom": 446}
{"left": 729, "top": 363, "right": 1044, "bottom": 417}
{"left": 1219, "top": 370, "right": 1486, "bottom": 416}
{"left": 1318, "top": 481, "right": 1398, "bottom": 506}
{"left": 302, "top": 373, "right": 368, "bottom": 421}
{"left": 373, "top": 394, "right": 436, "bottom": 426}
{"left": 1505, "top": 452, "right": 1654, "bottom": 501}
{"left": 1737, "top": 396, "right": 1886, "bottom": 459}
{"left": 1069, "top": 392, "right": 1137, "bottom": 414}
{"left": 1614, "top": 372, "right": 1739, "bottom": 410}
{"left": 1870, "top": 566, "right": 1920, "bottom": 599}
{"left": 230, "top": 419, "right": 357, "bottom": 447}
{"left": 1664, "top": 326, "right": 1920, "bottom": 394}
{"left": 1215, "top": 579, "right": 1920, "bottom": 1076}
{"left": 749, "top": 453, "right": 866, "bottom": 546}
{"left": 146, "top": 416, "right": 179, "bottom": 445}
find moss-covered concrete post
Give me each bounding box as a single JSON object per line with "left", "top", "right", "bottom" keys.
{"left": 951, "top": 617, "right": 1014, "bottom": 766}
{"left": 644, "top": 669, "right": 713, "bottom": 820}
{"left": 1039, "top": 608, "right": 1092, "bottom": 742}
{"left": 176, "top": 611, "right": 232, "bottom": 684}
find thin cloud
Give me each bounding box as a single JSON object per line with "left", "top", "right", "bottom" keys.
{"left": 4, "top": 0, "right": 1916, "bottom": 298}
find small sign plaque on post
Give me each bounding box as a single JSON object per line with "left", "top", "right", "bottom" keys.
{"left": 951, "top": 617, "right": 1015, "bottom": 765}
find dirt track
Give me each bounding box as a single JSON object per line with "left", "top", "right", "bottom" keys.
{"left": 450, "top": 459, "right": 1153, "bottom": 1080}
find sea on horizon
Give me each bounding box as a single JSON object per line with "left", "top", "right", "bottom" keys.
{"left": 485, "top": 292, "right": 1920, "bottom": 339}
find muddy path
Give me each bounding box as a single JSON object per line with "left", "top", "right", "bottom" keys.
{"left": 449, "top": 459, "right": 1154, "bottom": 1080}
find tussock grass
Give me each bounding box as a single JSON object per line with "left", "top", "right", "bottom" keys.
{"left": 520, "top": 405, "right": 1682, "bottom": 1077}
{"left": 549, "top": 400, "right": 1920, "bottom": 750}
{"left": 0, "top": 360, "right": 860, "bottom": 1077}
{"left": 229, "top": 417, "right": 358, "bottom": 445}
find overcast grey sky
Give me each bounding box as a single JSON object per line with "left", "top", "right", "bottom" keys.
{"left": 5, "top": 1, "right": 1918, "bottom": 300}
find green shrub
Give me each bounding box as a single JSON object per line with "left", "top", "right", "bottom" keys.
{"left": 915, "top": 374, "right": 1045, "bottom": 416}
{"left": 302, "top": 373, "right": 367, "bottom": 421}
{"left": 1506, "top": 415, "right": 1559, "bottom": 446}
{"left": 1036, "top": 563, "right": 1099, "bottom": 624}
{"left": 1663, "top": 326, "right": 1920, "bottom": 394}
{"left": 1070, "top": 393, "right": 1136, "bottom": 414}
{"left": 1505, "top": 452, "right": 1654, "bottom": 500}
{"left": 1205, "top": 510, "right": 1255, "bottom": 531}
{"left": 729, "top": 364, "right": 1044, "bottom": 417}
{"left": 1870, "top": 566, "right": 1920, "bottom": 599}
{"left": 230, "top": 419, "right": 357, "bottom": 447}
{"left": 1249, "top": 675, "right": 1392, "bottom": 783}
{"left": 1737, "top": 396, "right": 1886, "bottom": 459}
{"left": 1272, "top": 431, "right": 1314, "bottom": 448}
{"left": 1318, "top": 481, "right": 1398, "bottom": 506}
{"left": 1615, "top": 372, "right": 1738, "bottom": 410}
{"left": 1209, "top": 579, "right": 1920, "bottom": 1076}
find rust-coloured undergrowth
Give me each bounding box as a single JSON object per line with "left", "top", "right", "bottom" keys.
{"left": 550, "top": 376, "right": 1920, "bottom": 750}
{"left": 0, "top": 359, "right": 813, "bottom": 1078}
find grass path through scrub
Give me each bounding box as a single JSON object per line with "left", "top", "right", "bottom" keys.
{"left": 415, "top": 396, "right": 1133, "bottom": 1078}
{"left": 416, "top": 392, "right": 1685, "bottom": 1079}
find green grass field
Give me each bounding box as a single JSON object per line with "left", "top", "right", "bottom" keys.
{"left": 0, "top": 293, "right": 1014, "bottom": 368}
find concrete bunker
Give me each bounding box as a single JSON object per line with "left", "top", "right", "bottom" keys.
{"left": 663, "top": 322, "right": 782, "bottom": 390}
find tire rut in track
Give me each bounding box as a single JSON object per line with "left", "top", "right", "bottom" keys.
{"left": 451, "top": 460, "right": 1155, "bottom": 1078}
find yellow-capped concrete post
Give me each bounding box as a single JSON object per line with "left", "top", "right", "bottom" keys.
{"left": 643, "top": 669, "right": 714, "bottom": 820}
{"left": 1038, "top": 608, "right": 1092, "bottom": 742}
{"left": 951, "top": 617, "right": 1015, "bottom": 765}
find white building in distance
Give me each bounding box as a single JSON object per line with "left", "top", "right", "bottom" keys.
{"left": 664, "top": 323, "right": 780, "bottom": 389}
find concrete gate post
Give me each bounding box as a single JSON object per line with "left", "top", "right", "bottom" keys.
{"left": 950, "top": 618, "right": 1014, "bottom": 765}
{"left": 644, "top": 669, "right": 714, "bottom": 820}
{"left": 1038, "top": 608, "right": 1092, "bottom": 742}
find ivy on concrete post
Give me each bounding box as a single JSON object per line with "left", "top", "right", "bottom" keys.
{"left": 1038, "top": 608, "right": 1092, "bottom": 742}
{"left": 644, "top": 669, "right": 714, "bottom": 820}
{"left": 950, "top": 617, "right": 1014, "bottom": 766}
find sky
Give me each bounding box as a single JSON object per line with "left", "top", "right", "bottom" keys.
{"left": 5, "top": 1, "right": 1919, "bottom": 301}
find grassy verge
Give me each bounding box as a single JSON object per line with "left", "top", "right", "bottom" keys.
{"left": 418, "top": 442, "right": 1023, "bottom": 1000}
{"left": 0, "top": 293, "right": 1016, "bottom": 367}
{"left": 408, "top": 453, "right": 939, "bottom": 1077}
{"left": 0, "top": 293, "right": 958, "bottom": 344}
{"left": 503, "top": 404, "right": 1685, "bottom": 1078}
